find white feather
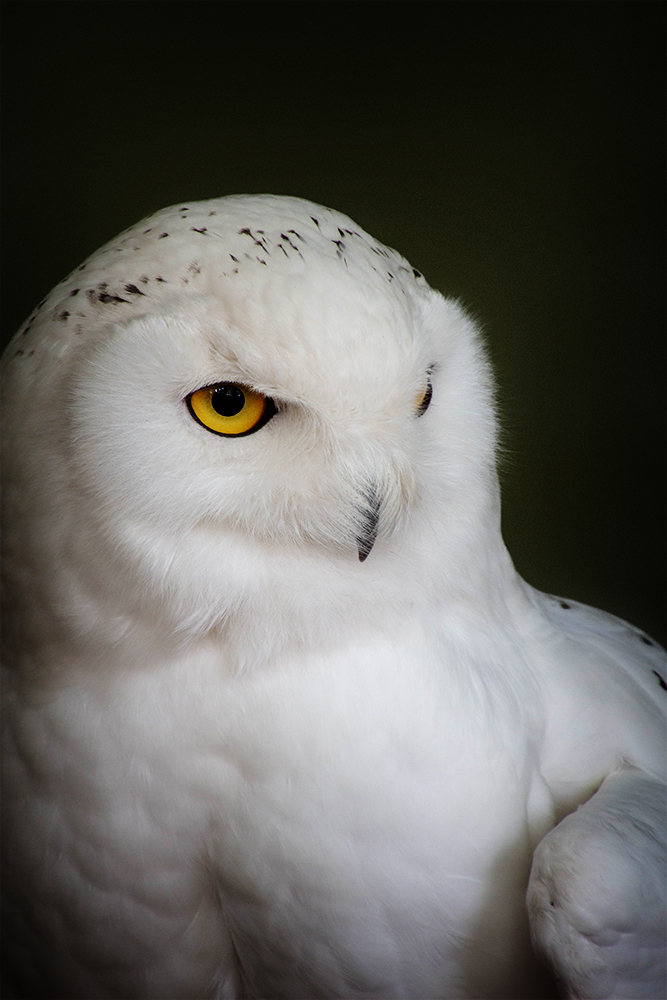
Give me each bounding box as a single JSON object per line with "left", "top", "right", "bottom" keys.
{"left": 1, "top": 195, "right": 664, "bottom": 999}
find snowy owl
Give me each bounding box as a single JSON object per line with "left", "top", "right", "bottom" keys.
{"left": 1, "top": 195, "right": 665, "bottom": 1000}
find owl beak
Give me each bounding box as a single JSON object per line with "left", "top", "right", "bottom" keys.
{"left": 357, "top": 486, "right": 381, "bottom": 562}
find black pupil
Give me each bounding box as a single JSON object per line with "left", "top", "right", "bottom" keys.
{"left": 211, "top": 384, "right": 246, "bottom": 417}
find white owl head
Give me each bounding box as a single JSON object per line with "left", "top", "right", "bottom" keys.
{"left": 2, "top": 196, "right": 503, "bottom": 666}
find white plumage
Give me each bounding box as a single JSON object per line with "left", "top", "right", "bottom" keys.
{"left": 1, "top": 195, "right": 664, "bottom": 1000}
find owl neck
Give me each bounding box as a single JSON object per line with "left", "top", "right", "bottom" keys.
{"left": 3, "top": 465, "right": 531, "bottom": 681}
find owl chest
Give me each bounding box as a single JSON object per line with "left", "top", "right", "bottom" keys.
{"left": 199, "top": 659, "right": 547, "bottom": 997}
{"left": 2, "top": 676, "right": 234, "bottom": 998}
{"left": 4, "top": 652, "right": 547, "bottom": 999}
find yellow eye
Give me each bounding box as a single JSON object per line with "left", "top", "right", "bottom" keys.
{"left": 415, "top": 377, "right": 433, "bottom": 417}
{"left": 187, "top": 382, "right": 275, "bottom": 437}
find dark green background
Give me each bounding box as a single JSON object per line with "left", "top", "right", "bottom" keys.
{"left": 3, "top": 3, "right": 665, "bottom": 642}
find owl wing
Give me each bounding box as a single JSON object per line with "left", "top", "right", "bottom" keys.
{"left": 527, "top": 768, "right": 666, "bottom": 999}
{"left": 535, "top": 590, "right": 667, "bottom": 693}
{"left": 524, "top": 591, "right": 666, "bottom": 997}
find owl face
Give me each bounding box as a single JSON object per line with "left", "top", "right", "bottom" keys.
{"left": 2, "top": 196, "right": 499, "bottom": 659}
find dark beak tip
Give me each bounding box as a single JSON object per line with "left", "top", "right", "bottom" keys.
{"left": 356, "top": 484, "right": 381, "bottom": 564}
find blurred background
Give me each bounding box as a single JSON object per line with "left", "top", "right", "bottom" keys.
{"left": 2, "top": 3, "right": 664, "bottom": 642}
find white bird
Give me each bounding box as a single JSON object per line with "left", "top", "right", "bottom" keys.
{"left": 1, "top": 195, "right": 664, "bottom": 1000}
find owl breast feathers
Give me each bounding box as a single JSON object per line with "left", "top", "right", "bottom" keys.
{"left": 1, "top": 195, "right": 665, "bottom": 1000}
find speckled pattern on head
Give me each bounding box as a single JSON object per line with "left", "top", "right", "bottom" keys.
{"left": 6, "top": 195, "right": 426, "bottom": 365}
